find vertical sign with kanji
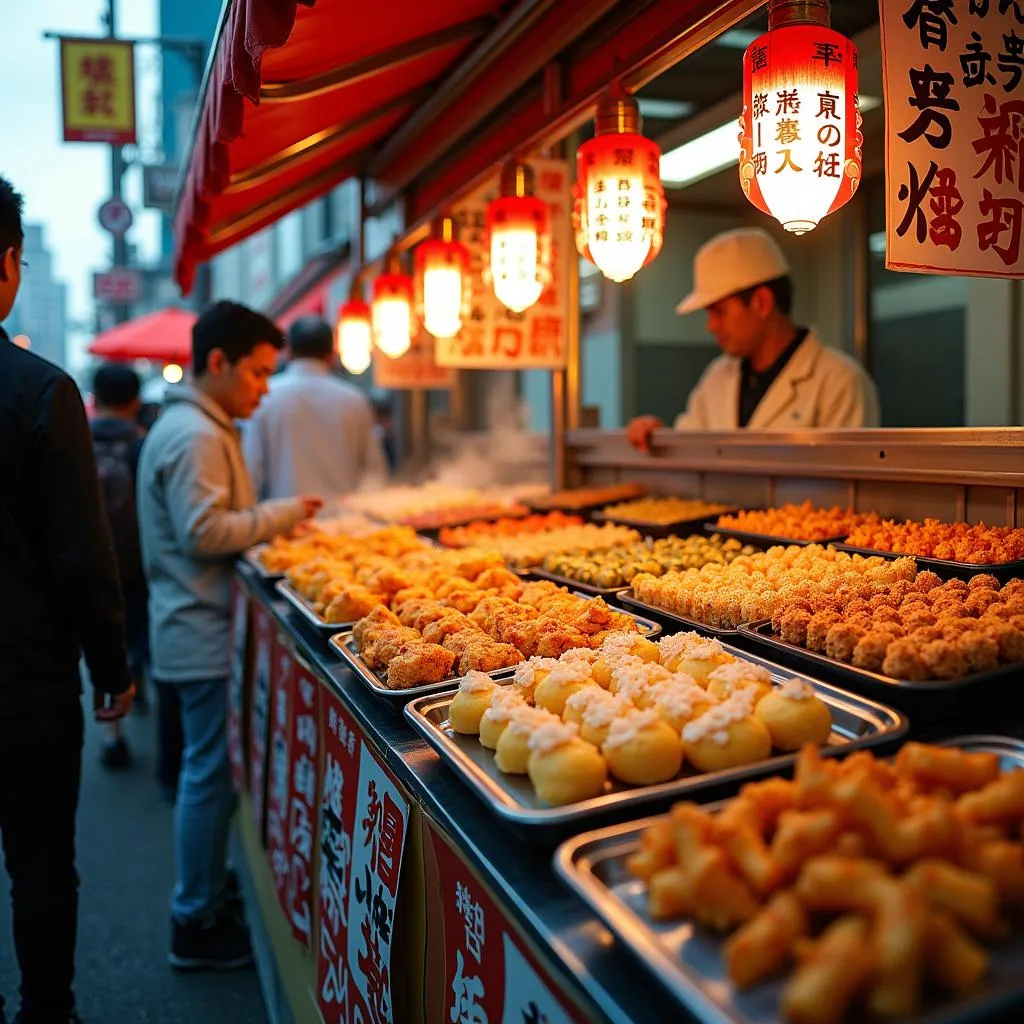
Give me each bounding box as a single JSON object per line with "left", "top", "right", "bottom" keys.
{"left": 286, "top": 662, "right": 319, "bottom": 947}
{"left": 250, "top": 605, "right": 275, "bottom": 841}
{"left": 880, "top": 0, "right": 1024, "bottom": 276}
{"left": 227, "top": 581, "right": 250, "bottom": 793}
{"left": 59, "top": 38, "right": 136, "bottom": 145}
{"left": 435, "top": 157, "right": 571, "bottom": 369}
{"left": 317, "top": 685, "right": 362, "bottom": 1023}
{"left": 265, "top": 641, "right": 294, "bottom": 910}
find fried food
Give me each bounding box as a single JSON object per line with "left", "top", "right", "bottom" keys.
{"left": 845, "top": 517, "right": 1024, "bottom": 564}
{"left": 715, "top": 501, "right": 880, "bottom": 542}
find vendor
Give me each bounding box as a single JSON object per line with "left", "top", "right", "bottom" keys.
{"left": 627, "top": 228, "right": 880, "bottom": 450}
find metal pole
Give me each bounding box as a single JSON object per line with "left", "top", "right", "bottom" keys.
{"left": 105, "top": 0, "right": 130, "bottom": 324}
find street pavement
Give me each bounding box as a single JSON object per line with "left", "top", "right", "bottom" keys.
{"left": 0, "top": 690, "right": 267, "bottom": 1023}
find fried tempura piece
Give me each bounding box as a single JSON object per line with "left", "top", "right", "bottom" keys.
{"left": 385, "top": 643, "right": 456, "bottom": 689}
{"left": 352, "top": 605, "right": 400, "bottom": 647}
{"left": 647, "top": 866, "right": 693, "bottom": 920}
{"left": 895, "top": 742, "right": 1001, "bottom": 793}
{"left": 770, "top": 809, "right": 843, "bottom": 880}
{"left": 904, "top": 858, "right": 1006, "bottom": 940}
{"left": 923, "top": 910, "right": 990, "bottom": 994}
{"left": 718, "top": 818, "right": 784, "bottom": 896}
{"left": 957, "top": 838, "right": 1024, "bottom": 906}
{"left": 866, "top": 877, "right": 927, "bottom": 1017}
{"left": 687, "top": 845, "right": 760, "bottom": 931}
{"left": 794, "top": 855, "right": 888, "bottom": 913}
{"left": 957, "top": 770, "right": 1024, "bottom": 824}
{"left": 724, "top": 890, "right": 809, "bottom": 990}
{"left": 626, "top": 819, "right": 675, "bottom": 882}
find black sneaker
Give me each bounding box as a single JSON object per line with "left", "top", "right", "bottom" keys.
{"left": 100, "top": 737, "right": 131, "bottom": 770}
{"left": 169, "top": 912, "right": 254, "bottom": 971}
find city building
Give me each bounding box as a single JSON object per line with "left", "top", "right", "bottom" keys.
{"left": 7, "top": 224, "right": 68, "bottom": 368}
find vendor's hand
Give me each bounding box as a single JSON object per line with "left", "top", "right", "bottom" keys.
{"left": 626, "top": 415, "right": 664, "bottom": 453}
{"left": 298, "top": 495, "right": 324, "bottom": 520}
{"left": 94, "top": 683, "right": 136, "bottom": 723}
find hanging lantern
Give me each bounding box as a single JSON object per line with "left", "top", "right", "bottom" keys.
{"left": 738, "top": 0, "right": 862, "bottom": 235}
{"left": 574, "top": 90, "right": 666, "bottom": 283}
{"left": 415, "top": 214, "right": 470, "bottom": 339}
{"left": 371, "top": 256, "right": 414, "bottom": 359}
{"left": 484, "top": 160, "right": 551, "bottom": 313}
{"left": 336, "top": 288, "right": 372, "bottom": 375}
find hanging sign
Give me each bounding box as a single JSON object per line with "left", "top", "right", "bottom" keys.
{"left": 435, "top": 157, "right": 571, "bottom": 370}
{"left": 59, "top": 37, "right": 137, "bottom": 145}
{"left": 249, "top": 605, "right": 275, "bottom": 840}
{"left": 880, "top": 0, "right": 1024, "bottom": 277}
{"left": 227, "top": 580, "right": 250, "bottom": 793}
{"left": 265, "top": 641, "right": 294, "bottom": 911}
{"left": 372, "top": 329, "right": 455, "bottom": 391}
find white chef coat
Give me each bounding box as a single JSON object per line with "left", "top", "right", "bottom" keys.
{"left": 243, "top": 359, "right": 388, "bottom": 500}
{"left": 673, "top": 330, "right": 880, "bottom": 430}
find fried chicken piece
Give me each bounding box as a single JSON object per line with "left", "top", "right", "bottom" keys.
{"left": 901, "top": 607, "right": 937, "bottom": 631}
{"left": 956, "top": 632, "right": 1000, "bottom": 674}
{"left": 473, "top": 567, "right": 526, "bottom": 598}
{"left": 908, "top": 626, "right": 945, "bottom": 645}
{"left": 938, "top": 617, "right": 975, "bottom": 640}
{"left": 881, "top": 638, "right": 930, "bottom": 681}
{"left": 385, "top": 643, "right": 456, "bottom": 689}
{"left": 964, "top": 590, "right": 1000, "bottom": 616}
{"left": 533, "top": 621, "right": 591, "bottom": 658}
{"left": 872, "top": 605, "right": 904, "bottom": 627}
{"left": 361, "top": 627, "right": 424, "bottom": 669}
{"left": 406, "top": 602, "right": 456, "bottom": 632}
{"left": 421, "top": 612, "right": 476, "bottom": 646}
{"left": 805, "top": 612, "right": 841, "bottom": 652}
{"left": 1000, "top": 579, "right": 1024, "bottom": 599}
{"left": 442, "top": 587, "right": 490, "bottom": 614}
{"left": 571, "top": 597, "right": 617, "bottom": 635}
{"left": 980, "top": 621, "right": 1024, "bottom": 662}
{"left": 888, "top": 580, "right": 915, "bottom": 605}
{"left": 517, "top": 580, "right": 565, "bottom": 607}
{"left": 358, "top": 564, "right": 416, "bottom": 598}
{"left": 486, "top": 606, "right": 540, "bottom": 645}
{"left": 914, "top": 570, "right": 944, "bottom": 593}
{"left": 779, "top": 608, "right": 813, "bottom": 646}
{"left": 323, "top": 586, "right": 385, "bottom": 624}
{"left": 969, "top": 573, "right": 1001, "bottom": 592}
{"left": 825, "top": 622, "right": 865, "bottom": 663}
{"left": 453, "top": 638, "right": 523, "bottom": 673}
{"left": 352, "top": 605, "right": 401, "bottom": 647}
{"left": 921, "top": 639, "right": 968, "bottom": 680}
{"left": 939, "top": 578, "right": 970, "bottom": 598}
{"left": 852, "top": 631, "right": 895, "bottom": 672}
{"left": 468, "top": 596, "right": 520, "bottom": 629}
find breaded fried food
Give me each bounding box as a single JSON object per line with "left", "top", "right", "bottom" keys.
{"left": 351, "top": 605, "right": 400, "bottom": 647}
{"left": 453, "top": 638, "right": 523, "bottom": 674}
{"left": 323, "top": 585, "right": 384, "bottom": 623}
{"left": 360, "top": 626, "right": 423, "bottom": 669}
{"left": 420, "top": 612, "right": 476, "bottom": 646}
{"left": 385, "top": 643, "right": 456, "bottom": 689}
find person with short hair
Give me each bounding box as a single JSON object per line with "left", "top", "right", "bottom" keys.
{"left": 90, "top": 363, "right": 149, "bottom": 770}
{"left": 137, "top": 300, "right": 322, "bottom": 970}
{"left": 243, "top": 314, "right": 387, "bottom": 500}
{"left": 0, "top": 174, "right": 134, "bottom": 1024}
{"left": 628, "top": 227, "right": 879, "bottom": 449}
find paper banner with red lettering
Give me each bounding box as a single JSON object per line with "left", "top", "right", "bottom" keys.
{"left": 434, "top": 157, "right": 571, "bottom": 369}
{"left": 285, "top": 662, "right": 320, "bottom": 948}
{"left": 426, "top": 820, "right": 589, "bottom": 1024}
{"left": 249, "top": 604, "right": 275, "bottom": 842}
{"left": 265, "top": 640, "right": 294, "bottom": 911}
{"left": 880, "top": 0, "right": 1024, "bottom": 276}
{"left": 227, "top": 580, "right": 250, "bottom": 793}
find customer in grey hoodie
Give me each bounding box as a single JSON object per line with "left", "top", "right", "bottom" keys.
{"left": 137, "top": 301, "right": 321, "bottom": 971}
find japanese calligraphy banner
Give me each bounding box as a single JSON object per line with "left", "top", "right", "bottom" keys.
{"left": 285, "top": 661, "right": 320, "bottom": 947}
{"left": 265, "top": 641, "right": 295, "bottom": 913}
{"left": 434, "top": 157, "right": 571, "bottom": 370}
{"left": 227, "top": 580, "right": 250, "bottom": 793}
{"left": 249, "top": 604, "right": 275, "bottom": 843}
{"left": 880, "top": 0, "right": 1024, "bottom": 276}
{"left": 372, "top": 329, "right": 455, "bottom": 391}
{"left": 59, "top": 37, "right": 136, "bottom": 145}
{"left": 424, "top": 820, "right": 589, "bottom": 1024}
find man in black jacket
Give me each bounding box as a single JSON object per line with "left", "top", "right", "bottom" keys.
{"left": 0, "top": 176, "right": 134, "bottom": 1023}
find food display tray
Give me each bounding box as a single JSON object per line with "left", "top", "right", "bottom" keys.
{"left": 553, "top": 736, "right": 1024, "bottom": 1024}
{"left": 833, "top": 543, "right": 1024, "bottom": 583}
{"left": 591, "top": 511, "right": 735, "bottom": 541}
{"left": 403, "top": 647, "right": 906, "bottom": 843}
{"left": 703, "top": 523, "right": 846, "bottom": 549}
{"left": 275, "top": 579, "right": 359, "bottom": 633}
{"left": 329, "top": 632, "right": 516, "bottom": 709}
{"left": 615, "top": 589, "right": 742, "bottom": 640}
{"left": 526, "top": 568, "right": 630, "bottom": 598}
{"left": 241, "top": 545, "right": 283, "bottom": 579}
{"left": 737, "top": 620, "right": 1024, "bottom": 720}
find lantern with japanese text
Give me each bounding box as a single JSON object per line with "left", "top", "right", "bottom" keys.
{"left": 574, "top": 90, "right": 666, "bottom": 283}
{"left": 484, "top": 159, "right": 552, "bottom": 313}
{"left": 739, "top": 0, "right": 862, "bottom": 235}
{"left": 371, "top": 257, "right": 414, "bottom": 359}
{"left": 416, "top": 215, "right": 470, "bottom": 339}
{"left": 335, "top": 290, "right": 372, "bottom": 375}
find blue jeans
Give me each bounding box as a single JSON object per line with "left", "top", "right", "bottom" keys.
{"left": 171, "top": 677, "right": 237, "bottom": 923}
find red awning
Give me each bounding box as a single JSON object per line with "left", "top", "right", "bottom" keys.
{"left": 87, "top": 307, "right": 197, "bottom": 364}
{"left": 173, "top": 0, "right": 502, "bottom": 293}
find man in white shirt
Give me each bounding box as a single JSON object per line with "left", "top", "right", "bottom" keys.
{"left": 244, "top": 316, "right": 388, "bottom": 499}
{"left": 627, "top": 228, "right": 880, "bottom": 450}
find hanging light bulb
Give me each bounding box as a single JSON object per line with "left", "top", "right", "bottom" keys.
{"left": 336, "top": 288, "right": 372, "bottom": 375}
{"left": 484, "top": 159, "right": 551, "bottom": 313}
{"left": 371, "top": 255, "right": 414, "bottom": 359}
{"left": 738, "top": 0, "right": 862, "bottom": 234}
{"left": 574, "top": 89, "right": 666, "bottom": 283}
{"left": 415, "top": 214, "right": 469, "bottom": 339}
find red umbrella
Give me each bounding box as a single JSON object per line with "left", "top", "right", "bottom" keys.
{"left": 87, "top": 307, "right": 196, "bottom": 364}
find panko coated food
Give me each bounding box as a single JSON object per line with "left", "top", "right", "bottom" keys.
{"left": 845, "top": 517, "right": 1024, "bottom": 565}
{"left": 715, "top": 502, "right": 881, "bottom": 542}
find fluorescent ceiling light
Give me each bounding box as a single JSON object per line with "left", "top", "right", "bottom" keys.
{"left": 717, "top": 29, "right": 761, "bottom": 49}
{"left": 659, "top": 96, "right": 882, "bottom": 189}
{"left": 637, "top": 98, "right": 696, "bottom": 120}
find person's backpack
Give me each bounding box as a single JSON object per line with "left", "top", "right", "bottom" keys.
{"left": 93, "top": 434, "right": 142, "bottom": 582}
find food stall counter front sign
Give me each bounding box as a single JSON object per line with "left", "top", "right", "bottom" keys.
{"left": 880, "top": 0, "right": 1024, "bottom": 277}
{"left": 435, "top": 157, "right": 570, "bottom": 370}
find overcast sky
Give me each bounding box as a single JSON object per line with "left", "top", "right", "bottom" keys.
{"left": 4, "top": 0, "right": 162, "bottom": 366}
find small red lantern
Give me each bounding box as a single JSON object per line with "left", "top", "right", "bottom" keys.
{"left": 371, "top": 256, "right": 414, "bottom": 359}
{"left": 739, "top": 0, "right": 863, "bottom": 235}
{"left": 336, "top": 287, "right": 372, "bottom": 375}
{"left": 484, "top": 160, "right": 552, "bottom": 313}
{"left": 415, "top": 215, "right": 470, "bottom": 340}
{"left": 574, "top": 90, "right": 666, "bottom": 283}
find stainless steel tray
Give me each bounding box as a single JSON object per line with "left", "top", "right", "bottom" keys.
{"left": 241, "top": 545, "right": 282, "bottom": 579}
{"left": 554, "top": 736, "right": 1024, "bottom": 1024}
{"left": 616, "top": 589, "right": 741, "bottom": 639}
{"left": 527, "top": 568, "right": 630, "bottom": 598}
{"left": 275, "top": 579, "right": 361, "bottom": 633}
{"left": 592, "top": 510, "right": 735, "bottom": 541}
{"left": 834, "top": 542, "right": 1024, "bottom": 583}
{"left": 329, "top": 631, "right": 517, "bottom": 708}
{"left": 403, "top": 644, "right": 907, "bottom": 842}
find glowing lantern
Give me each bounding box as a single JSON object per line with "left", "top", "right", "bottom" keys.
{"left": 336, "top": 293, "right": 372, "bottom": 375}
{"left": 371, "top": 257, "right": 414, "bottom": 359}
{"left": 738, "top": 0, "right": 862, "bottom": 235}
{"left": 484, "top": 160, "right": 551, "bottom": 313}
{"left": 574, "top": 90, "right": 666, "bottom": 283}
{"left": 415, "top": 215, "right": 470, "bottom": 339}
{"left": 162, "top": 362, "right": 184, "bottom": 384}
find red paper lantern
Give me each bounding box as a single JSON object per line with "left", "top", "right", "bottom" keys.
{"left": 574, "top": 91, "right": 666, "bottom": 283}
{"left": 336, "top": 295, "right": 372, "bottom": 374}
{"left": 415, "top": 215, "right": 470, "bottom": 340}
{"left": 371, "top": 262, "right": 414, "bottom": 359}
{"left": 485, "top": 160, "right": 552, "bottom": 313}
{"left": 739, "top": 2, "right": 862, "bottom": 235}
